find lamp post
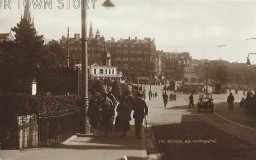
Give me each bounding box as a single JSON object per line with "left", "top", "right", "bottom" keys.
{"left": 164, "top": 78, "right": 167, "bottom": 94}
{"left": 149, "top": 72, "right": 152, "bottom": 100}
{"left": 79, "top": 0, "right": 115, "bottom": 134}
{"left": 205, "top": 61, "right": 209, "bottom": 94}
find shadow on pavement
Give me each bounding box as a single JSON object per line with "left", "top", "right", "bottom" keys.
{"left": 54, "top": 125, "right": 145, "bottom": 151}
{"left": 166, "top": 105, "right": 213, "bottom": 115}
{"left": 152, "top": 114, "right": 256, "bottom": 160}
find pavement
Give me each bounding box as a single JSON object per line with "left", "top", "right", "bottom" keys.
{"left": 1, "top": 121, "right": 148, "bottom": 160}
{"left": 2, "top": 85, "right": 256, "bottom": 160}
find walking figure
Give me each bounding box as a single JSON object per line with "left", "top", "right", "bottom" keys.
{"left": 240, "top": 97, "right": 245, "bottom": 107}
{"left": 189, "top": 93, "right": 194, "bottom": 109}
{"left": 88, "top": 92, "right": 101, "bottom": 136}
{"left": 227, "top": 93, "right": 234, "bottom": 113}
{"left": 115, "top": 96, "right": 132, "bottom": 138}
{"left": 133, "top": 93, "right": 148, "bottom": 139}
{"left": 100, "top": 92, "right": 115, "bottom": 137}
{"left": 162, "top": 92, "right": 168, "bottom": 108}
{"left": 148, "top": 90, "right": 152, "bottom": 100}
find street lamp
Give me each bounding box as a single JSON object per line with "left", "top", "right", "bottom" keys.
{"left": 149, "top": 73, "right": 152, "bottom": 100}
{"left": 80, "top": 0, "right": 115, "bottom": 134}
{"left": 102, "top": 0, "right": 115, "bottom": 7}
{"left": 205, "top": 60, "right": 209, "bottom": 94}
{"left": 246, "top": 53, "right": 256, "bottom": 66}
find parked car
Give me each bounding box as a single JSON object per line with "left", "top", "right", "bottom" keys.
{"left": 197, "top": 94, "right": 214, "bottom": 112}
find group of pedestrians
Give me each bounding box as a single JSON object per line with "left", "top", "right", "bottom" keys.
{"left": 87, "top": 90, "right": 148, "bottom": 139}
{"left": 148, "top": 90, "right": 158, "bottom": 100}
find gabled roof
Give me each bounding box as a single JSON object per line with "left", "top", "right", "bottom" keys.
{"left": 0, "top": 33, "right": 9, "bottom": 39}
{"left": 0, "top": 32, "right": 14, "bottom": 41}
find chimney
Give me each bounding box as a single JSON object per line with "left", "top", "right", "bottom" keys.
{"left": 135, "top": 36, "right": 137, "bottom": 40}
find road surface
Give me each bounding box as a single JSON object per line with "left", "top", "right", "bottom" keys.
{"left": 144, "top": 85, "right": 256, "bottom": 160}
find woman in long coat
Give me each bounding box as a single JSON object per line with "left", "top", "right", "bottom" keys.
{"left": 88, "top": 93, "right": 101, "bottom": 136}
{"left": 115, "top": 96, "right": 132, "bottom": 138}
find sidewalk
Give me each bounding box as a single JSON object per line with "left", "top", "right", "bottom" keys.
{"left": 1, "top": 125, "right": 148, "bottom": 160}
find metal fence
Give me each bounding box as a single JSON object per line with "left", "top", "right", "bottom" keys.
{"left": 38, "top": 111, "right": 79, "bottom": 147}
{"left": 0, "top": 95, "right": 80, "bottom": 149}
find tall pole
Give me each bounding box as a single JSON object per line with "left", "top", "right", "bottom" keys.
{"left": 67, "top": 27, "right": 70, "bottom": 67}
{"left": 80, "top": 0, "right": 88, "bottom": 134}
{"left": 206, "top": 61, "right": 208, "bottom": 94}
{"left": 164, "top": 78, "right": 167, "bottom": 94}
{"left": 149, "top": 73, "right": 151, "bottom": 100}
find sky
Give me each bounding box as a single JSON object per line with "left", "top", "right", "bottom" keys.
{"left": 1, "top": 0, "right": 256, "bottom": 63}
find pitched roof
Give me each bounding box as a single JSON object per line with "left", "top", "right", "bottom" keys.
{"left": 0, "top": 33, "right": 9, "bottom": 39}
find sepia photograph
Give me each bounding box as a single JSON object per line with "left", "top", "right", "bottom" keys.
{"left": 1, "top": 0, "right": 256, "bottom": 159}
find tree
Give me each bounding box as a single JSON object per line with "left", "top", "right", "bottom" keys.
{"left": 41, "top": 40, "right": 66, "bottom": 67}
{"left": 0, "top": 18, "right": 44, "bottom": 93}
{"left": 215, "top": 65, "right": 228, "bottom": 84}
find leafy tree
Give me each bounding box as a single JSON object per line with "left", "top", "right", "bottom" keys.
{"left": 0, "top": 18, "right": 44, "bottom": 93}
{"left": 215, "top": 65, "right": 228, "bottom": 83}
{"left": 41, "top": 40, "right": 66, "bottom": 67}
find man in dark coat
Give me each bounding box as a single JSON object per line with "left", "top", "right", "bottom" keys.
{"left": 227, "top": 93, "right": 234, "bottom": 113}
{"left": 162, "top": 92, "right": 168, "bottom": 108}
{"left": 133, "top": 93, "right": 148, "bottom": 139}
{"left": 189, "top": 93, "right": 194, "bottom": 109}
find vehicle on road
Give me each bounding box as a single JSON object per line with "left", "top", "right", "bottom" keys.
{"left": 197, "top": 94, "right": 214, "bottom": 112}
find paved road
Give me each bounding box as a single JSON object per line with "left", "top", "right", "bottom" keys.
{"left": 2, "top": 85, "right": 255, "bottom": 160}
{"left": 144, "top": 85, "right": 256, "bottom": 160}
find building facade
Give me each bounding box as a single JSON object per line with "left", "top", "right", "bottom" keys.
{"left": 89, "top": 64, "right": 122, "bottom": 81}
{"left": 60, "top": 24, "right": 107, "bottom": 67}
{"left": 106, "top": 37, "right": 159, "bottom": 84}
{"left": 161, "top": 52, "right": 197, "bottom": 82}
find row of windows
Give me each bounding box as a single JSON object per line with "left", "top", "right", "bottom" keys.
{"left": 115, "top": 50, "right": 151, "bottom": 54}
{"left": 116, "top": 44, "right": 151, "bottom": 48}
{"left": 94, "top": 69, "right": 115, "bottom": 75}
{"left": 67, "top": 47, "right": 103, "bottom": 51}
{"left": 114, "top": 57, "right": 149, "bottom": 62}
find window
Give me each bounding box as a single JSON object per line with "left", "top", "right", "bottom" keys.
{"left": 94, "top": 69, "right": 97, "bottom": 74}
{"left": 109, "top": 69, "right": 111, "bottom": 74}
{"left": 100, "top": 69, "right": 103, "bottom": 74}
{"left": 105, "top": 69, "right": 108, "bottom": 74}
{"left": 112, "top": 69, "right": 115, "bottom": 75}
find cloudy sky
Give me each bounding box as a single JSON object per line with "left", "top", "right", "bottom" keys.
{"left": 1, "top": 0, "right": 256, "bottom": 63}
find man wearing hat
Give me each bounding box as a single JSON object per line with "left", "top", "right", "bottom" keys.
{"left": 133, "top": 92, "right": 148, "bottom": 139}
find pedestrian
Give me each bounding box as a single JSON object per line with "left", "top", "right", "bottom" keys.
{"left": 189, "top": 93, "right": 194, "bottom": 109}
{"left": 87, "top": 92, "right": 101, "bottom": 136}
{"left": 133, "top": 93, "right": 148, "bottom": 139}
{"left": 240, "top": 97, "right": 245, "bottom": 107}
{"left": 100, "top": 92, "right": 115, "bottom": 137}
{"left": 115, "top": 96, "right": 132, "bottom": 138}
{"left": 148, "top": 90, "right": 151, "bottom": 100}
{"left": 155, "top": 91, "right": 157, "bottom": 97}
{"left": 227, "top": 93, "right": 234, "bottom": 113}
{"left": 162, "top": 92, "right": 168, "bottom": 108}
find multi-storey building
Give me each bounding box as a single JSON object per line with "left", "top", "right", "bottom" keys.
{"left": 161, "top": 52, "right": 197, "bottom": 82}
{"left": 60, "top": 24, "right": 107, "bottom": 66}
{"left": 106, "top": 37, "right": 159, "bottom": 84}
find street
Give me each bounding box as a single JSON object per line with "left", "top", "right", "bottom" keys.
{"left": 145, "top": 85, "right": 256, "bottom": 160}
{"left": 2, "top": 85, "right": 256, "bottom": 160}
